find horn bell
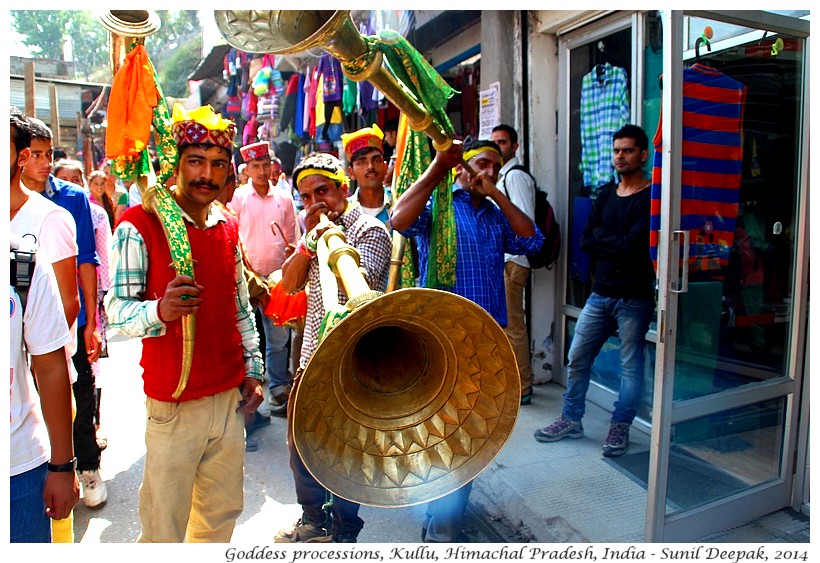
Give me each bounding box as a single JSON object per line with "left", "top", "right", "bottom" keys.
{"left": 97, "top": 10, "right": 161, "bottom": 38}
{"left": 292, "top": 288, "right": 521, "bottom": 508}
{"left": 214, "top": 10, "right": 355, "bottom": 55}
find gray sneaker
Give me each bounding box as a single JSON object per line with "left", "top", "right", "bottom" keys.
{"left": 534, "top": 416, "right": 584, "bottom": 442}
{"left": 602, "top": 423, "right": 630, "bottom": 457}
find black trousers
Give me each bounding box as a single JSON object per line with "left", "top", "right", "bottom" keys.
{"left": 72, "top": 325, "right": 101, "bottom": 472}
{"left": 287, "top": 369, "right": 363, "bottom": 539}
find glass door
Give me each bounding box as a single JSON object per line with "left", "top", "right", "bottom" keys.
{"left": 646, "top": 10, "right": 810, "bottom": 541}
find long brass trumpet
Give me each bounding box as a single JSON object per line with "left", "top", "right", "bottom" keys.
{"left": 217, "top": 11, "right": 517, "bottom": 508}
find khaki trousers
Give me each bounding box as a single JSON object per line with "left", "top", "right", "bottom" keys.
{"left": 504, "top": 261, "right": 532, "bottom": 396}
{"left": 138, "top": 387, "right": 245, "bottom": 543}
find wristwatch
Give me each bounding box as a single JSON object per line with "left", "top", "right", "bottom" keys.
{"left": 47, "top": 457, "right": 77, "bottom": 473}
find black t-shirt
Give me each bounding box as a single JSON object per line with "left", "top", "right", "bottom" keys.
{"left": 580, "top": 182, "right": 655, "bottom": 299}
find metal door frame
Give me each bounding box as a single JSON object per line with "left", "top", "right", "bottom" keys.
{"left": 646, "top": 9, "right": 810, "bottom": 542}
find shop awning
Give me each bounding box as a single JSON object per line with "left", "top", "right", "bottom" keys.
{"left": 188, "top": 44, "right": 231, "bottom": 81}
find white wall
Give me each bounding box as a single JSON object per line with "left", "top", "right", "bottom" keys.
{"left": 526, "top": 16, "right": 561, "bottom": 385}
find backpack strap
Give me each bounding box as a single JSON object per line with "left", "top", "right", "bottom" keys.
{"left": 501, "top": 164, "right": 536, "bottom": 198}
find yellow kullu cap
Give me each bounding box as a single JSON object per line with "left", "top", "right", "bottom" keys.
{"left": 171, "top": 104, "right": 236, "bottom": 150}
{"left": 341, "top": 123, "right": 384, "bottom": 160}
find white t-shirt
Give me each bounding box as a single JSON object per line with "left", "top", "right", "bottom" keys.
{"left": 11, "top": 191, "right": 78, "bottom": 266}
{"left": 11, "top": 192, "right": 79, "bottom": 358}
{"left": 10, "top": 252, "right": 74, "bottom": 476}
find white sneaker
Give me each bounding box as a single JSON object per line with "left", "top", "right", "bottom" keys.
{"left": 78, "top": 469, "right": 108, "bottom": 508}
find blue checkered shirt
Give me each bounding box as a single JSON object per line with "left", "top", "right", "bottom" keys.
{"left": 396, "top": 186, "right": 544, "bottom": 327}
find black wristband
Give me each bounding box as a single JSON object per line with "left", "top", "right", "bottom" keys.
{"left": 47, "top": 457, "right": 77, "bottom": 473}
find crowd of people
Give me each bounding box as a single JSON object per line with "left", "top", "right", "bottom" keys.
{"left": 10, "top": 101, "right": 653, "bottom": 543}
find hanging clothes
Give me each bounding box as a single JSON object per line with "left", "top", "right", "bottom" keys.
{"left": 649, "top": 63, "right": 747, "bottom": 277}
{"left": 295, "top": 72, "right": 305, "bottom": 138}
{"left": 278, "top": 73, "right": 301, "bottom": 135}
{"left": 580, "top": 62, "right": 631, "bottom": 190}
{"left": 314, "top": 73, "right": 344, "bottom": 143}
{"left": 306, "top": 65, "right": 318, "bottom": 138}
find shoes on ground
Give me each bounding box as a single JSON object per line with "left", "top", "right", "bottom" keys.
{"left": 245, "top": 435, "right": 259, "bottom": 452}
{"left": 274, "top": 518, "right": 331, "bottom": 543}
{"left": 267, "top": 388, "right": 290, "bottom": 417}
{"left": 602, "top": 422, "right": 630, "bottom": 457}
{"left": 245, "top": 411, "right": 271, "bottom": 437}
{"left": 78, "top": 469, "right": 108, "bottom": 508}
{"left": 520, "top": 389, "right": 533, "bottom": 405}
{"left": 533, "top": 416, "right": 584, "bottom": 442}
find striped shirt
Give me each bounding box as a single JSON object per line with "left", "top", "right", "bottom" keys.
{"left": 649, "top": 63, "right": 746, "bottom": 276}
{"left": 580, "top": 63, "right": 631, "bottom": 189}
{"left": 105, "top": 202, "right": 263, "bottom": 380}
{"left": 298, "top": 203, "right": 392, "bottom": 368}
{"left": 397, "top": 186, "right": 544, "bottom": 328}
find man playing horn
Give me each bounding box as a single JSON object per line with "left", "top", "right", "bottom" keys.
{"left": 105, "top": 105, "right": 264, "bottom": 542}
{"left": 390, "top": 138, "right": 544, "bottom": 542}
{"left": 278, "top": 152, "right": 392, "bottom": 542}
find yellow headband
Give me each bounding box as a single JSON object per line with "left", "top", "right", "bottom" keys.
{"left": 462, "top": 146, "right": 502, "bottom": 164}
{"left": 295, "top": 167, "right": 349, "bottom": 187}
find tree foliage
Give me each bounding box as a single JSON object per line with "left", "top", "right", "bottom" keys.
{"left": 11, "top": 10, "right": 203, "bottom": 87}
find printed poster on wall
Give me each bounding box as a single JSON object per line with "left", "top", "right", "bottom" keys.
{"left": 478, "top": 82, "right": 500, "bottom": 139}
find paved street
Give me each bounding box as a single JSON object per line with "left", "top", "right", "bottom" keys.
{"left": 72, "top": 331, "right": 503, "bottom": 544}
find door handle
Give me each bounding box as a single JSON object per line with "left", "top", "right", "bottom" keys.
{"left": 670, "top": 230, "right": 689, "bottom": 293}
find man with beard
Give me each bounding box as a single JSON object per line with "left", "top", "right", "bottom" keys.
{"left": 534, "top": 125, "right": 654, "bottom": 459}
{"left": 105, "top": 104, "right": 264, "bottom": 542}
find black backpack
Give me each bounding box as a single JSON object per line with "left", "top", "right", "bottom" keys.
{"left": 503, "top": 165, "right": 561, "bottom": 270}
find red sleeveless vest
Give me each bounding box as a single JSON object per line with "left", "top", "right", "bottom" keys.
{"left": 123, "top": 206, "right": 246, "bottom": 402}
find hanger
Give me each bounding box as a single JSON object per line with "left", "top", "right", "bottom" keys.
{"left": 694, "top": 25, "right": 713, "bottom": 63}
{"left": 595, "top": 41, "right": 606, "bottom": 83}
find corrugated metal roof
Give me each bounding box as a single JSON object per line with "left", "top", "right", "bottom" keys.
{"left": 9, "top": 77, "right": 89, "bottom": 123}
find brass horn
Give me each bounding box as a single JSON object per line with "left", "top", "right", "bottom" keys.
{"left": 291, "top": 217, "right": 520, "bottom": 508}
{"left": 98, "top": 10, "right": 161, "bottom": 76}
{"left": 214, "top": 10, "right": 454, "bottom": 153}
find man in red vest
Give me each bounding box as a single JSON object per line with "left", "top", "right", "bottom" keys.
{"left": 105, "top": 104, "right": 264, "bottom": 542}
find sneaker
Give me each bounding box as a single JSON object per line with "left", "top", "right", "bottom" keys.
{"left": 533, "top": 416, "right": 584, "bottom": 442}
{"left": 602, "top": 423, "right": 630, "bottom": 457}
{"left": 78, "top": 469, "right": 108, "bottom": 508}
{"left": 274, "top": 518, "right": 331, "bottom": 543}
{"left": 520, "top": 389, "right": 533, "bottom": 405}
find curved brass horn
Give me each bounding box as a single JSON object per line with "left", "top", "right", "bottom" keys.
{"left": 98, "top": 11, "right": 197, "bottom": 400}
{"left": 218, "top": 10, "right": 513, "bottom": 507}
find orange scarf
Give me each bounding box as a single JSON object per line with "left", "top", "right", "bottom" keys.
{"left": 105, "top": 44, "right": 159, "bottom": 159}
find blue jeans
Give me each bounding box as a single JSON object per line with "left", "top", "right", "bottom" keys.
{"left": 424, "top": 481, "right": 473, "bottom": 542}
{"left": 258, "top": 307, "right": 291, "bottom": 392}
{"left": 10, "top": 463, "right": 51, "bottom": 543}
{"left": 563, "top": 292, "right": 654, "bottom": 425}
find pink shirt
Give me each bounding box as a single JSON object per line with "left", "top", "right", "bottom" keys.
{"left": 228, "top": 181, "right": 300, "bottom": 277}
